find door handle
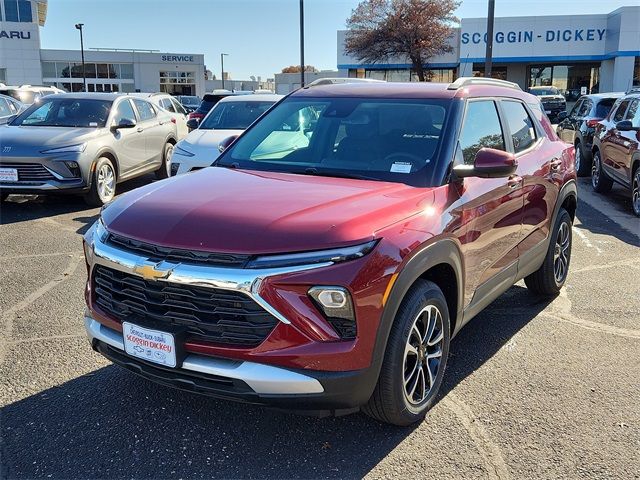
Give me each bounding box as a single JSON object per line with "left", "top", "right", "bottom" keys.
{"left": 136, "top": 127, "right": 144, "bottom": 133}
{"left": 550, "top": 158, "right": 562, "bottom": 171}
{"left": 508, "top": 175, "right": 523, "bottom": 189}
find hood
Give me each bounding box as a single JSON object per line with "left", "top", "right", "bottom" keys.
{"left": 102, "top": 167, "right": 434, "bottom": 254}
{"left": 182, "top": 128, "right": 241, "bottom": 149}
{"left": 0, "top": 126, "right": 101, "bottom": 153}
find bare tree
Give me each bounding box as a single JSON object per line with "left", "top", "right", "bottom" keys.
{"left": 345, "top": 0, "right": 459, "bottom": 81}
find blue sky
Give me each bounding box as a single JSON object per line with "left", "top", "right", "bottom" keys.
{"left": 41, "top": 0, "right": 633, "bottom": 80}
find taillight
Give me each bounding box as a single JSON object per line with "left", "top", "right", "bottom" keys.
{"left": 586, "top": 118, "right": 602, "bottom": 128}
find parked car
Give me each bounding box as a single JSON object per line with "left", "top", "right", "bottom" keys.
{"left": 175, "top": 95, "right": 201, "bottom": 113}
{"left": 186, "top": 91, "right": 252, "bottom": 126}
{"left": 556, "top": 92, "right": 624, "bottom": 176}
{"left": 528, "top": 86, "right": 566, "bottom": 122}
{"left": 591, "top": 90, "right": 640, "bottom": 216}
{"left": 0, "top": 93, "right": 178, "bottom": 206}
{"left": 82, "top": 78, "right": 576, "bottom": 426}
{"left": 127, "top": 92, "right": 189, "bottom": 140}
{"left": 171, "top": 94, "right": 282, "bottom": 176}
{"left": 0, "top": 83, "right": 64, "bottom": 105}
{"left": 0, "top": 94, "right": 26, "bottom": 124}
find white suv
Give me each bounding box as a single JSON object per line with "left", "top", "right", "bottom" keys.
{"left": 0, "top": 84, "right": 64, "bottom": 105}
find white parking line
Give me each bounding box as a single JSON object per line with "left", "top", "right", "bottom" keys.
{"left": 578, "top": 182, "right": 640, "bottom": 239}
{"left": 573, "top": 226, "right": 602, "bottom": 254}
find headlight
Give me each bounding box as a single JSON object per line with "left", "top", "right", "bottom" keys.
{"left": 174, "top": 145, "right": 195, "bottom": 157}
{"left": 41, "top": 143, "right": 87, "bottom": 154}
{"left": 246, "top": 240, "right": 377, "bottom": 269}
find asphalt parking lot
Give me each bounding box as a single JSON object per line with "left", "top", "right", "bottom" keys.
{"left": 1, "top": 177, "right": 638, "bottom": 480}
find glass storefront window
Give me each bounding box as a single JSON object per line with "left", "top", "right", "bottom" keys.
{"left": 120, "top": 64, "right": 134, "bottom": 79}
{"left": 528, "top": 64, "right": 600, "bottom": 99}
{"left": 633, "top": 58, "right": 640, "bottom": 88}
{"left": 471, "top": 64, "right": 508, "bottom": 80}
{"left": 41, "top": 62, "right": 56, "bottom": 78}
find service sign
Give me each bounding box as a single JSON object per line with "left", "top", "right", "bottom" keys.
{"left": 123, "top": 322, "right": 177, "bottom": 367}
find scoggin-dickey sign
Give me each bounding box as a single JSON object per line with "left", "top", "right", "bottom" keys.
{"left": 459, "top": 15, "right": 610, "bottom": 61}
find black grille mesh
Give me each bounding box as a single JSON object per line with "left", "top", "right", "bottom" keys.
{"left": 93, "top": 265, "right": 277, "bottom": 347}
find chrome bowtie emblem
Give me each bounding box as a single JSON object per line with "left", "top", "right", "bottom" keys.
{"left": 133, "top": 260, "right": 177, "bottom": 281}
{"left": 2, "top": 146, "right": 11, "bottom": 153}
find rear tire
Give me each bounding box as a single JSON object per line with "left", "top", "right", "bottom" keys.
{"left": 591, "top": 150, "right": 613, "bottom": 193}
{"left": 525, "top": 208, "right": 572, "bottom": 296}
{"left": 84, "top": 157, "right": 116, "bottom": 207}
{"left": 155, "top": 142, "right": 174, "bottom": 180}
{"left": 632, "top": 167, "right": 640, "bottom": 218}
{"left": 363, "top": 280, "right": 450, "bottom": 426}
{"left": 575, "top": 141, "right": 590, "bottom": 177}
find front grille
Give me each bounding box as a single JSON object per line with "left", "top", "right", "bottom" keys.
{"left": 0, "top": 163, "right": 55, "bottom": 182}
{"left": 93, "top": 265, "right": 278, "bottom": 347}
{"left": 107, "top": 233, "right": 251, "bottom": 268}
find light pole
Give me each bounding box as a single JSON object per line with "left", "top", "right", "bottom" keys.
{"left": 75, "top": 23, "right": 87, "bottom": 92}
{"left": 484, "top": 0, "right": 495, "bottom": 78}
{"left": 299, "top": 0, "right": 305, "bottom": 87}
{"left": 220, "top": 53, "right": 228, "bottom": 90}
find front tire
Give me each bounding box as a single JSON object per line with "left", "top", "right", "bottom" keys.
{"left": 632, "top": 167, "right": 640, "bottom": 217}
{"left": 363, "top": 280, "right": 450, "bottom": 426}
{"left": 525, "top": 208, "right": 572, "bottom": 296}
{"left": 155, "top": 142, "right": 174, "bottom": 179}
{"left": 591, "top": 150, "right": 613, "bottom": 193}
{"left": 84, "top": 157, "right": 116, "bottom": 207}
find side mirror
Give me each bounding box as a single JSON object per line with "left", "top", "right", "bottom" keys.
{"left": 557, "top": 111, "right": 568, "bottom": 121}
{"left": 218, "top": 135, "right": 239, "bottom": 153}
{"left": 453, "top": 148, "right": 517, "bottom": 179}
{"left": 111, "top": 118, "right": 136, "bottom": 131}
{"left": 615, "top": 120, "right": 637, "bottom": 131}
{"left": 186, "top": 118, "right": 199, "bottom": 131}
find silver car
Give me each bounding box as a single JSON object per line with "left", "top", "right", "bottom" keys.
{"left": 0, "top": 93, "right": 178, "bottom": 206}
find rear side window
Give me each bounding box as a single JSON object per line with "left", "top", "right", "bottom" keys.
{"left": 626, "top": 100, "right": 640, "bottom": 127}
{"left": 501, "top": 100, "right": 536, "bottom": 153}
{"left": 160, "top": 98, "right": 176, "bottom": 113}
{"left": 595, "top": 98, "right": 617, "bottom": 119}
{"left": 613, "top": 100, "right": 630, "bottom": 122}
{"left": 459, "top": 100, "right": 505, "bottom": 164}
{"left": 133, "top": 99, "right": 156, "bottom": 121}
{"left": 577, "top": 99, "right": 592, "bottom": 117}
{"left": 0, "top": 98, "right": 12, "bottom": 117}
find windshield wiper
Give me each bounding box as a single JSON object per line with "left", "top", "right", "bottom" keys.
{"left": 301, "top": 167, "right": 379, "bottom": 181}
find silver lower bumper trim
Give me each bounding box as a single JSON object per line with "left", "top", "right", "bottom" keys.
{"left": 84, "top": 315, "right": 324, "bottom": 395}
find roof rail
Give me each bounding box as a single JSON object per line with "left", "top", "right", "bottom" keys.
{"left": 304, "top": 78, "right": 385, "bottom": 88}
{"left": 447, "top": 77, "right": 521, "bottom": 91}
{"left": 625, "top": 86, "right": 640, "bottom": 94}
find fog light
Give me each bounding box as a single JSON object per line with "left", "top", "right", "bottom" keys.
{"left": 64, "top": 161, "right": 81, "bottom": 178}
{"left": 317, "top": 289, "right": 347, "bottom": 308}
{"left": 308, "top": 286, "right": 356, "bottom": 339}
{"left": 170, "top": 163, "right": 180, "bottom": 176}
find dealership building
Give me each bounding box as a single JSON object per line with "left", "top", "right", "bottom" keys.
{"left": 0, "top": 0, "right": 206, "bottom": 95}
{"left": 338, "top": 6, "right": 639, "bottom": 94}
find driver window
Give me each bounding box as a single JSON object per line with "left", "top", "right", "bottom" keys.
{"left": 458, "top": 100, "right": 505, "bottom": 165}
{"left": 569, "top": 99, "right": 583, "bottom": 117}
{"left": 113, "top": 99, "right": 136, "bottom": 124}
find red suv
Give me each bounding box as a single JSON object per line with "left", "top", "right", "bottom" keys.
{"left": 591, "top": 90, "right": 640, "bottom": 216}
{"left": 83, "top": 78, "right": 577, "bottom": 426}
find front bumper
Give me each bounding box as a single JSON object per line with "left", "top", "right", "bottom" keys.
{"left": 86, "top": 314, "right": 373, "bottom": 412}
{"left": 0, "top": 156, "right": 88, "bottom": 193}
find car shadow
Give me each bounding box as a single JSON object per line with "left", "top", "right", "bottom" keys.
{"left": 1, "top": 285, "right": 553, "bottom": 479}
{"left": 0, "top": 175, "right": 154, "bottom": 228}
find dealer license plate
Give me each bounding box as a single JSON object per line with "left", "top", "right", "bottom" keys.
{"left": 0, "top": 168, "right": 18, "bottom": 182}
{"left": 122, "top": 322, "right": 177, "bottom": 367}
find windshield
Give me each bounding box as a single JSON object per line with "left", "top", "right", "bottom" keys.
{"left": 11, "top": 97, "right": 112, "bottom": 127}
{"left": 200, "top": 100, "right": 275, "bottom": 130}
{"left": 221, "top": 97, "right": 449, "bottom": 186}
{"left": 180, "top": 96, "right": 200, "bottom": 106}
{"left": 530, "top": 87, "right": 560, "bottom": 96}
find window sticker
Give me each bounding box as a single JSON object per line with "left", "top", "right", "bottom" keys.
{"left": 390, "top": 162, "right": 412, "bottom": 173}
